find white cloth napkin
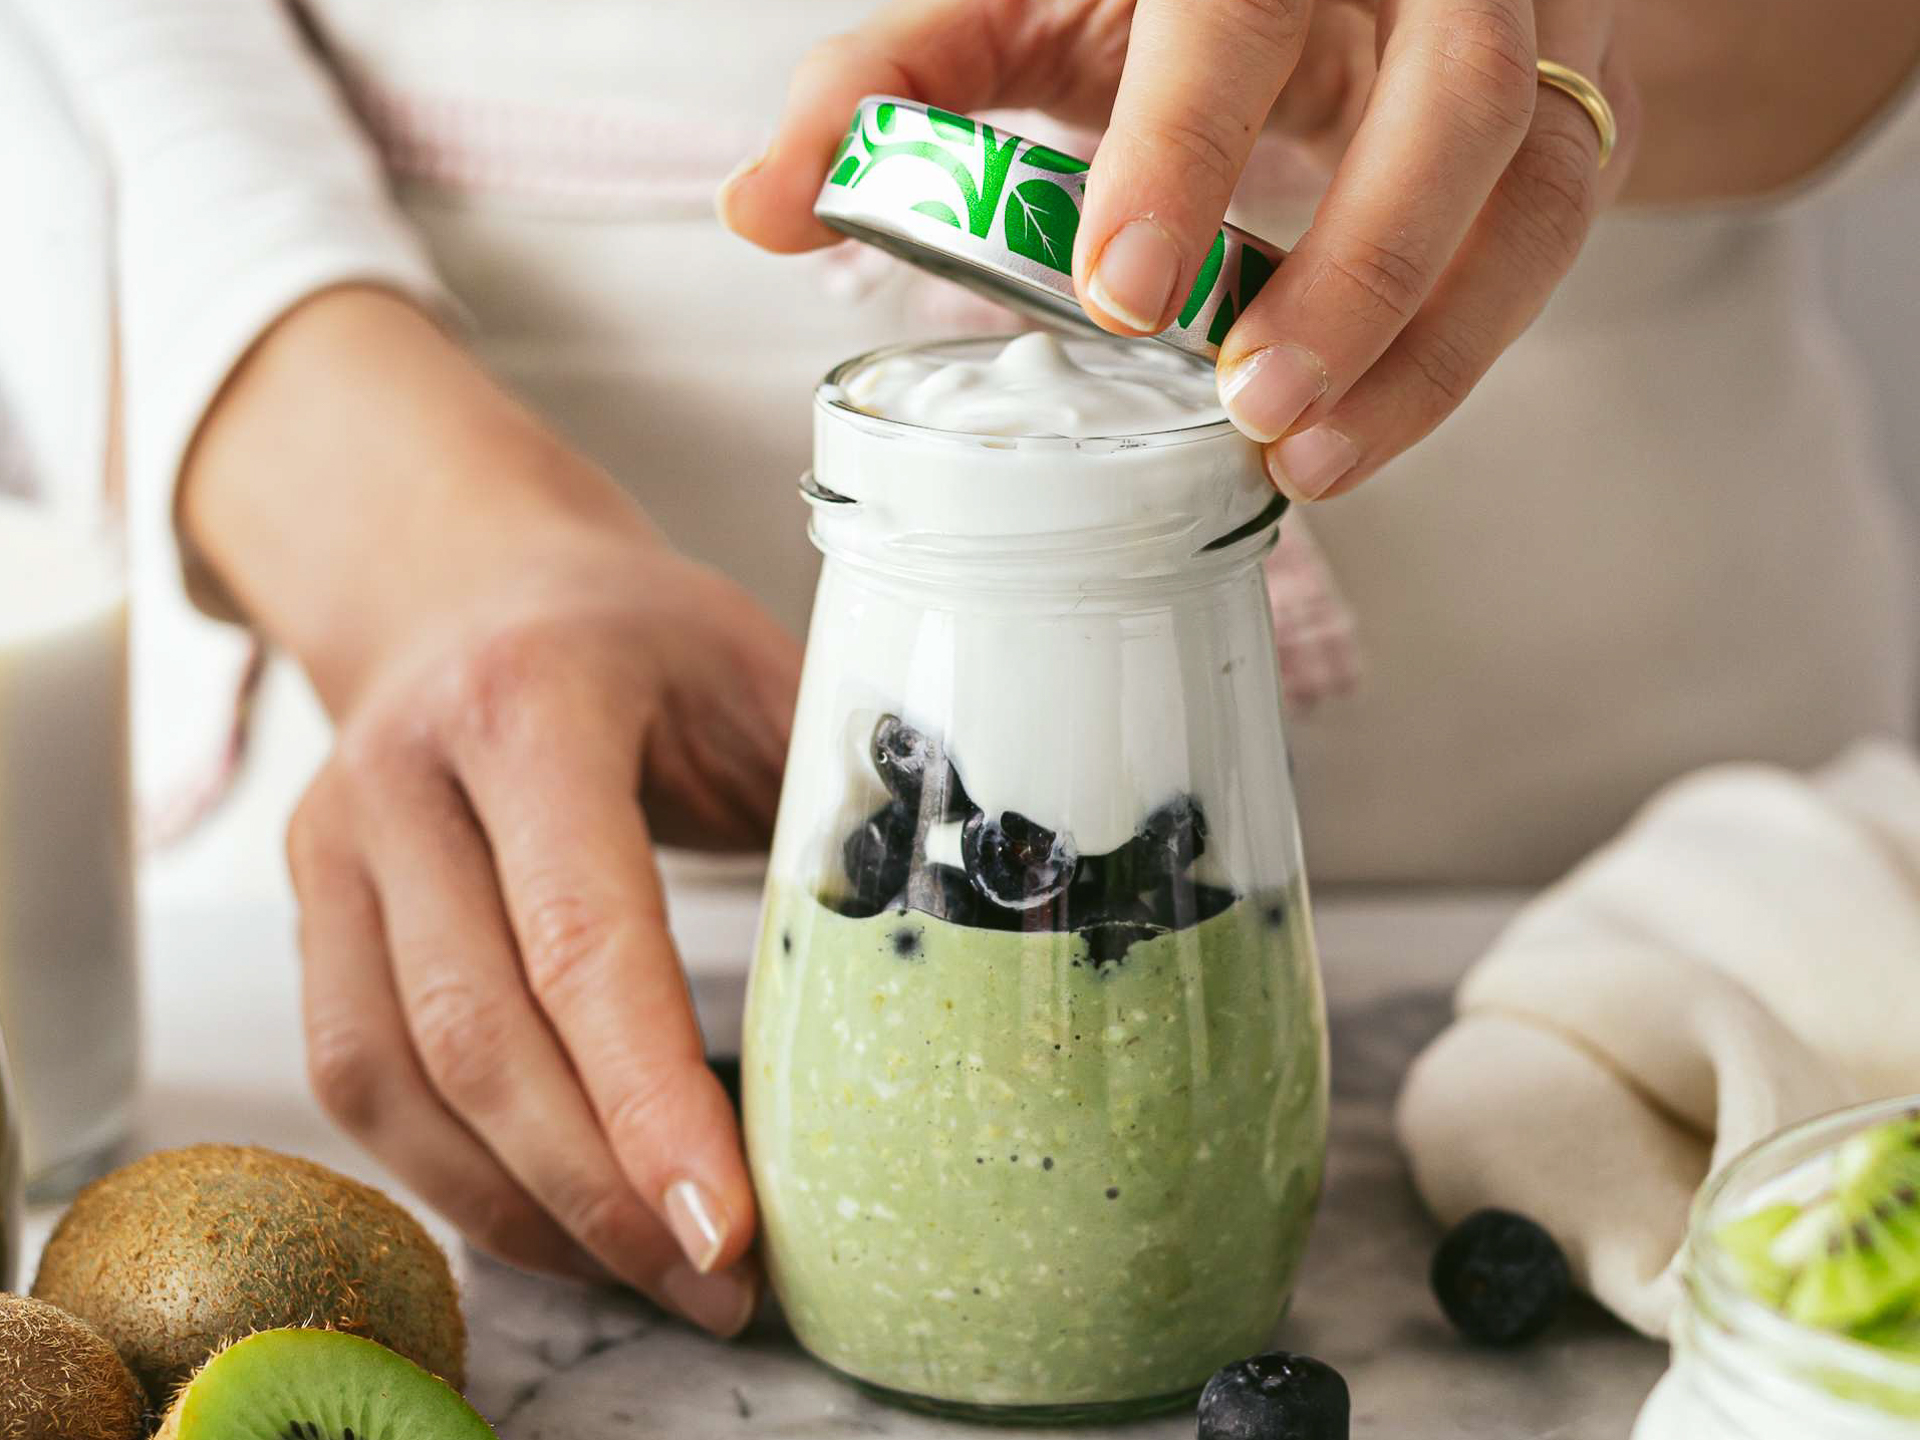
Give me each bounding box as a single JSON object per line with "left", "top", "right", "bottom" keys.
{"left": 1395, "top": 740, "right": 1920, "bottom": 1338}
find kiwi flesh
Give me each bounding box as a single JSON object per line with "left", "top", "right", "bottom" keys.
{"left": 0, "top": 1294, "right": 147, "bottom": 1440}
{"left": 1715, "top": 1109, "right": 1920, "bottom": 1348}
{"left": 158, "top": 1329, "right": 496, "bottom": 1440}
{"left": 33, "top": 1144, "right": 466, "bottom": 1406}
{"left": 1713, "top": 1201, "right": 1799, "bottom": 1308}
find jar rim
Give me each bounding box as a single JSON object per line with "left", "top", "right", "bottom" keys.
{"left": 816, "top": 334, "right": 1244, "bottom": 449}
{"left": 1688, "top": 1094, "right": 1920, "bottom": 1398}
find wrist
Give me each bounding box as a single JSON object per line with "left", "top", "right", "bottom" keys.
{"left": 181, "top": 286, "right": 653, "bottom": 711}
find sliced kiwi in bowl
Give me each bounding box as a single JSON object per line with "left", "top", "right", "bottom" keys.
{"left": 158, "top": 1329, "right": 497, "bottom": 1440}
{"left": 1716, "top": 1109, "right": 1920, "bottom": 1347}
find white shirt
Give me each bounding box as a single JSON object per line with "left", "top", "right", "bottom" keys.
{"left": 6, "top": 0, "right": 1917, "bottom": 891}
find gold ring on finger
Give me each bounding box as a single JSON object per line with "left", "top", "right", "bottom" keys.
{"left": 1535, "top": 59, "right": 1617, "bottom": 170}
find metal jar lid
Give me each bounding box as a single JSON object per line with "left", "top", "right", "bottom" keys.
{"left": 814, "top": 96, "right": 1286, "bottom": 362}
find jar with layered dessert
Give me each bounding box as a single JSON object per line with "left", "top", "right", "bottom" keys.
{"left": 741, "top": 330, "right": 1329, "bottom": 1422}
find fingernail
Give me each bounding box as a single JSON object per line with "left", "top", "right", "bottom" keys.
{"left": 665, "top": 1177, "right": 729, "bottom": 1272}
{"left": 1088, "top": 219, "right": 1182, "bottom": 333}
{"left": 1217, "top": 345, "right": 1329, "bottom": 444}
{"left": 660, "top": 1261, "right": 758, "bottom": 1337}
{"left": 1268, "top": 425, "right": 1360, "bottom": 501}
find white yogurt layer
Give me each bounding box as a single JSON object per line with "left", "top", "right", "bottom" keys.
{"left": 841, "top": 330, "right": 1226, "bottom": 437}
{"left": 789, "top": 334, "right": 1296, "bottom": 871}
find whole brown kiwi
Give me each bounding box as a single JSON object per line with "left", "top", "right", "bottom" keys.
{"left": 0, "top": 1294, "right": 147, "bottom": 1440}
{"left": 32, "top": 1144, "right": 465, "bottom": 1406}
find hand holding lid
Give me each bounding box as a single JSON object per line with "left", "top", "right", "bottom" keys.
{"left": 717, "top": 0, "right": 1634, "bottom": 504}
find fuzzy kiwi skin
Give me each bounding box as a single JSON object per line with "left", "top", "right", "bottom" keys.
{"left": 31, "top": 1144, "right": 466, "bottom": 1407}
{"left": 0, "top": 1294, "right": 147, "bottom": 1440}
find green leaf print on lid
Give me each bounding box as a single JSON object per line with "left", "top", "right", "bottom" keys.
{"left": 1179, "top": 231, "right": 1227, "bottom": 329}
{"left": 1207, "top": 293, "right": 1238, "bottom": 348}
{"left": 913, "top": 199, "right": 962, "bottom": 229}
{"left": 927, "top": 106, "right": 976, "bottom": 142}
{"left": 1004, "top": 178, "right": 1079, "bottom": 273}
{"left": 812, "top": 96, "right": 1288, "bottom": 360}
{"left": 1020, "top": 141, "right": 1090, "bottom": 174}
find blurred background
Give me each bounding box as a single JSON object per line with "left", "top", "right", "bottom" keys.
{"left": 124, "top": 179, "right": 1920, "bottom": 915}
{"left": 0, "top": 2, "right": 1915, "bottom": 917}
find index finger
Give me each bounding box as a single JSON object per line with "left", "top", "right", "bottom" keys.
{"left": 1074, "top": 0, "right": 1312, "bottom": 334}
{"left": 1214, "top": 0, "right": 1540, "bottom": 456}
{"left": 454, "top": 694, "right": 756, "bottom": 1279}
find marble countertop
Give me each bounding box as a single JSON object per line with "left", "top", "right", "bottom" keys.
{"left": 22, "top": 887, "right": 1667, "bottom": 1439}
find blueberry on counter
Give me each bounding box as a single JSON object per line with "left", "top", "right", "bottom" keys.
{"left": 842, "top": 800, "right": 916, "bottom": 910}
{"left": 961, "top": 810, "right": 1077, "bottom": 909}
{"left": 1430, "top": 1209, "right": 1572, "bottom": 1347}
{"left": 1197, "top": 1352, "right": 1349, "bottom": 1440}
{"left": 871, "top": 714, "right": 973, "bottom": 819}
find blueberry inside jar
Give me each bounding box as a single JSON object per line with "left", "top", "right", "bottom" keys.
{"left": 742, "top": 335, "right": 1329, "bottom": 1422}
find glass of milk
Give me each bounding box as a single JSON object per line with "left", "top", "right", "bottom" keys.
{"left": 0, "top": 492, "right": 140, "bottom": 1201}
{"left": 1, "top": 1025, "right": 20, "bottom": 1290}
{"left": 0, "top": 0, "right": 139, "bottom": 1204}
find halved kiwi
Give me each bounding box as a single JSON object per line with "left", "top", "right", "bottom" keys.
{"left": 0, "top": 1293, "right": 147, "bottom": 1440}
{"left": 158, "top": 1330, "right": 496, "bottom": 1440}
{"left": 1717, "top": 1110, "right": 1920, "bottom": 1347}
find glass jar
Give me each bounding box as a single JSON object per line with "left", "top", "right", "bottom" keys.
{"left": 742, "top": 336, "right": 1329, "bottom": 1423}
{"left": 1634, "top": 1096, "right": 1920, "bottom": 1440}
{"left": 0, "top": 1030, "right": 18, "bottom": 1291}
{"left": 0, "top": 11, "right": 140, "bottom": 1203}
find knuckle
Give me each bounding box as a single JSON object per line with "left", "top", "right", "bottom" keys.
{"left": 1406, "top": 323, "right": 1488, "bottom": 414}
{"left": 332, "top": 712, "right": 429, "bottom": 796}
{"left": 518, "top": 888, "right": 622, "bottom": 1005}
{"left": 1318, "top": 236, "right": 1429, "bottom": 327}
{"left": 443, "top": 624, "right": 551, "bottom": 752}
{"left": 409, "top": 979, "right": 514, "bottom": 1111}
{"left": 1410, "top": 7, "right": 1536, "bottom": 149}
{"left": 305, "top": 1018, "right": 384, "bottom": 1134}
{"left": 1502, "top": 127, "right": 1600, "bottom": 272}
{"left": 600, "top": 1064, "right": 681, "bottom": 1154}
{"left": 1214, "top": 0, "right": 1311, "bottom": 50}
{"left": 549, "top": 1176, "right": 638, "bottom": 1257}
{"left": 1438, "top": 4, "right": 1537, "bottom": 107}
{"left": 1132, "top": 109, "right": 1244, "bottom": 197}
